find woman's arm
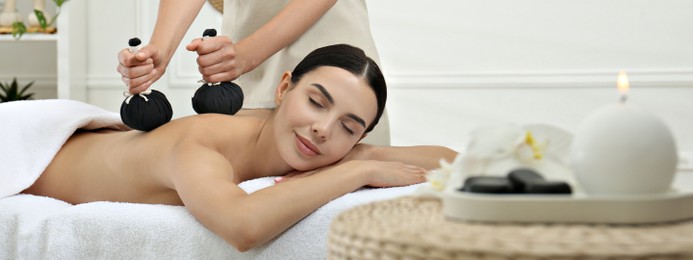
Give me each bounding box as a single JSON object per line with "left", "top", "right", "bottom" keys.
{"left": 118, "top": 0, "right": 207, "bottom": 94}
{"left": 187, "top": 0, "right": 337, "bottom": 83}
{"left": 276, "top": 145, "right": 458, "bottom": 184}
{"left": 344, "top": 144, "right": 459, "bottom": 170}
{"left": 171, "top": 144, "right": 424, "bottom": 251}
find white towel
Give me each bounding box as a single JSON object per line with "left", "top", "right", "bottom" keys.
{"left": 0, "top": 99, "right": 127, "bottom": 199}
{"left": 0, "top": 178, "right": 420, "bottom": 259}
{"left": 0, "top": 99, "right": 420, "bottom": 259}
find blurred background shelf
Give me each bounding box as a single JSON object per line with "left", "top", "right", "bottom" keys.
{"left": 0, "top": 0, "right": 86, "bottom": 101}
{"left": 0, "top": 34, "right": 58, "bottom": 41}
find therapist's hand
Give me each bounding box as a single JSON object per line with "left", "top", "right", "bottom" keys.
{"left": 117, "top": 44, "right": 166, "bottom": 94}
{"left": 186, "top": 36, "right": 251, "bottom": 83}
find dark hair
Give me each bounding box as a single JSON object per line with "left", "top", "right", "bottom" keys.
{"left": 291, "top": 44, "right": 386, "bottom": 133}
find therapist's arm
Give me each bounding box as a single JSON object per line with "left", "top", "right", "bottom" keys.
{"left": 118, "top": 0, "right": 207, "bottom": 94}
{"left": 186, "top": 0, "right": 337, "bottom": 83}
{"left": 235, "top": 0, "right": 337, "bottom": 70}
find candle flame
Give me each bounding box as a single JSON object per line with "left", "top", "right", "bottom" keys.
{"left": 617, "top": 70, "right": 629, "bottom": 103}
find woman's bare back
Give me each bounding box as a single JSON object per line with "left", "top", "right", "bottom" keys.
{"left": 22, "top": 114, "right": 271, "bottom": 205}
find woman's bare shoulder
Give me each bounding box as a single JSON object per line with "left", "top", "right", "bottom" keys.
{"left": 158, "top": 114, "right": 265, "bottom": 158}
{"left": 163, "top": 114, "right": 265, "bottom": 138}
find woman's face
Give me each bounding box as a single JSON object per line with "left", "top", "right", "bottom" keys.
{"left": 273, "top": 66, "right": 378, "bottom": 171}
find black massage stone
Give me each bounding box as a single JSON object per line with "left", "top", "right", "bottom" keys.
{"left": 508, "top": 168, "right": 572, "bottom": 194}
{"left": 120, "top": 89, "right": 173, "bottom": 132}
{"left": 524, "top": 181, "right": 572, "bottom": 194}
{"left": 507, "top": 168, "right": 544, "bottom": 191}
{"left": 459, "top": 169, "right": 572, "bottom": 195}
{"left": 460, "top": 176, "right": 516, "bottom": 194}
{"left": 191, "top": 28, "right": 244, "bottom": 115}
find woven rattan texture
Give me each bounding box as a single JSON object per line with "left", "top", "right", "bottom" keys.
{"left": 329, "top": 196, "right": 693, "bottom": 260}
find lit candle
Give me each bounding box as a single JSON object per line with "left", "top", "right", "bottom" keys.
{"left": 617, "top": 70, "right": 628, "bottom": 103}
{"left": 571, "top": 71, "right": 678, "bottom": 195}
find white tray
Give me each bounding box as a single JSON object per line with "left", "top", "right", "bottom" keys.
{"left": 443, "top": 173, "right": 693, "bottom": 224}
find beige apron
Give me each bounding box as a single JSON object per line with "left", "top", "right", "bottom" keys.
{"left": 222, "top": 0, "right": 390, "bottom": 145}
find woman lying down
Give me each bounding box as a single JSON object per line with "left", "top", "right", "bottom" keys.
{"left": 21, "top": 44, "right": 457, "bottom": 251}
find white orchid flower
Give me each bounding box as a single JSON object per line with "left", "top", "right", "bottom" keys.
{"left": 418, "top": 123, "right": 575, "bottom": 196}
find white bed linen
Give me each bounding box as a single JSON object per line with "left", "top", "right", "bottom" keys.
{"left": 0, "top": 177, "right": 420, "bottom": 259}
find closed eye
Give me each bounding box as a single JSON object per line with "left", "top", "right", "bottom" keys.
{"left": 341, "top": 122, "right": 355, "bottom": 135}
{"left": 309, "top": 97, "right": 324, "bottom": 109}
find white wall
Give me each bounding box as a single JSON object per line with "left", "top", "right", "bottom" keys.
{"left": 2, "top": 0, "right": 692, "bottom": 152}
{"left": 366, "top": 0, "right": 693, "bottom": 152}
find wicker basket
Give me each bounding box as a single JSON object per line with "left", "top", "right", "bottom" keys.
{"left": 329, "top": 196, "right": 693, "bottom": 259}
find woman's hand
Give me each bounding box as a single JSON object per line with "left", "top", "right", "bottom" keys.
{"left": 357, "top": 160, "right": 427, "bottom": 188}
{"left": 116, "top": 44, "right": 167, "bottom": 94}
{"left": 186, "top": 36, "right": 252, "bottom": 83}
{"left": 276, "top": 160, "right": 427, "bottom": 188}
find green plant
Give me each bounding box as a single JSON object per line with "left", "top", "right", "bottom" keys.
{"left": 12, "top": 0, "right": 67, "bottom": 40}
{"left": 12, "top": 21, "right": 27, "bottom": 39}
{"left": 0, "top": 78, "right": 35, "bottom": 102}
